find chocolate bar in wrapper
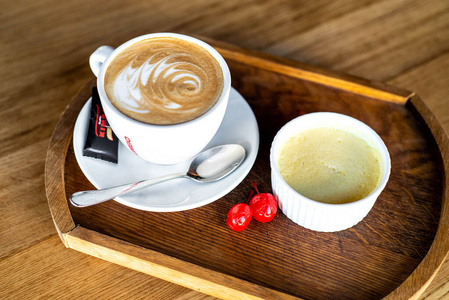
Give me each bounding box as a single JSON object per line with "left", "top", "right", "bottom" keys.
{"left": 83, "top": 87, "right": 118, "bottom": 163}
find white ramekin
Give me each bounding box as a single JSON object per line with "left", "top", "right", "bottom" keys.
{"left": 270, "top": 112, "right": 391, "bottom": 232}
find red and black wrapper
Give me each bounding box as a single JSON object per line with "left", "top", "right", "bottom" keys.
{"left": 83, "top": 87, "right": 118, "bottom": 163}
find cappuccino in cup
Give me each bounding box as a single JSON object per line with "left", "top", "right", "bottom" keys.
{"left": 104, "top": 37, "right": 224, "bottom": 125}
{"left": 90, "top": 33, "right": 231, "bottom": 164}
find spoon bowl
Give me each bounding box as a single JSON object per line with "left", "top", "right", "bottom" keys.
{"left": 70, "top": 144, "right": 246, "bottom": 207}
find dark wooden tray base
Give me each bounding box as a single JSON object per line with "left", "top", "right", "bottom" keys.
{"left": 46, "top": 38, "right": 449, "bottom": 300}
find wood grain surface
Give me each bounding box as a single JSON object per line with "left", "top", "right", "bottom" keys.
{"left": 2, "top": 0, "right": 449, "bottom": 299}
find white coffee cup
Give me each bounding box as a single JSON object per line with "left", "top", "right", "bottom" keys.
{"left": 89, "top": 33, "right": 231, "bottom": 165}
{"left": 270, "top": 112, "right": 391, "bottom": 232}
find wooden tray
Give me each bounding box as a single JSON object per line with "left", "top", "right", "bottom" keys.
{"left": 45, "top": 38, "right": 449, "bottom": 300}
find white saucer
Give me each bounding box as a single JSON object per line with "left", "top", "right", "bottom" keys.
{"left": 73, "top": 87, "right": 259, "bottom": 212}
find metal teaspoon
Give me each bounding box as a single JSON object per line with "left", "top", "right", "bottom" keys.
{"left": 70, "top": 144, "right": 246, "bottom": 207}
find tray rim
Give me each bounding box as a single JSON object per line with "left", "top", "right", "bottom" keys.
{"left": 45, "top": 39, "right": 449, "bottom": 300}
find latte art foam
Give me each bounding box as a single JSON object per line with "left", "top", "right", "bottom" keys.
{"left": 105, "top": 37, "right": 224, "bottom": 125}
{"left": 113, "top": 53, "right": 204, "bottom": 113}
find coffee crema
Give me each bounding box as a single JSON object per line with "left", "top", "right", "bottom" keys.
{"left": 277, "top": 127, "right": 382, "bottom": 204}
{"left": 104, "top": 37, "right": 224, "bottom": 125}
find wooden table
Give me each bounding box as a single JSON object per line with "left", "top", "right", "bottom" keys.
{"left": 1, "top": 0, "right": 448, "bottom": 299}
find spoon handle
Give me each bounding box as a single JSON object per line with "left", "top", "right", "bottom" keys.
{"left": 70, "top": 173, "right": 187, "bottom": 207}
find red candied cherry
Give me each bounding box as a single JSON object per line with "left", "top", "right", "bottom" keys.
{"left": 226, "top": 189, "right": 255, "bottom": 231}
{"left": 249, "top": 181, "right": 277, "bottom": 222}
{"left": 226, "top": 203, "right": 253, "bottom": 231}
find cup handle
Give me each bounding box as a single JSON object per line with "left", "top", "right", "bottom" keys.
{"left": 89, "top": 46, "right": 114, "bottom": 77}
